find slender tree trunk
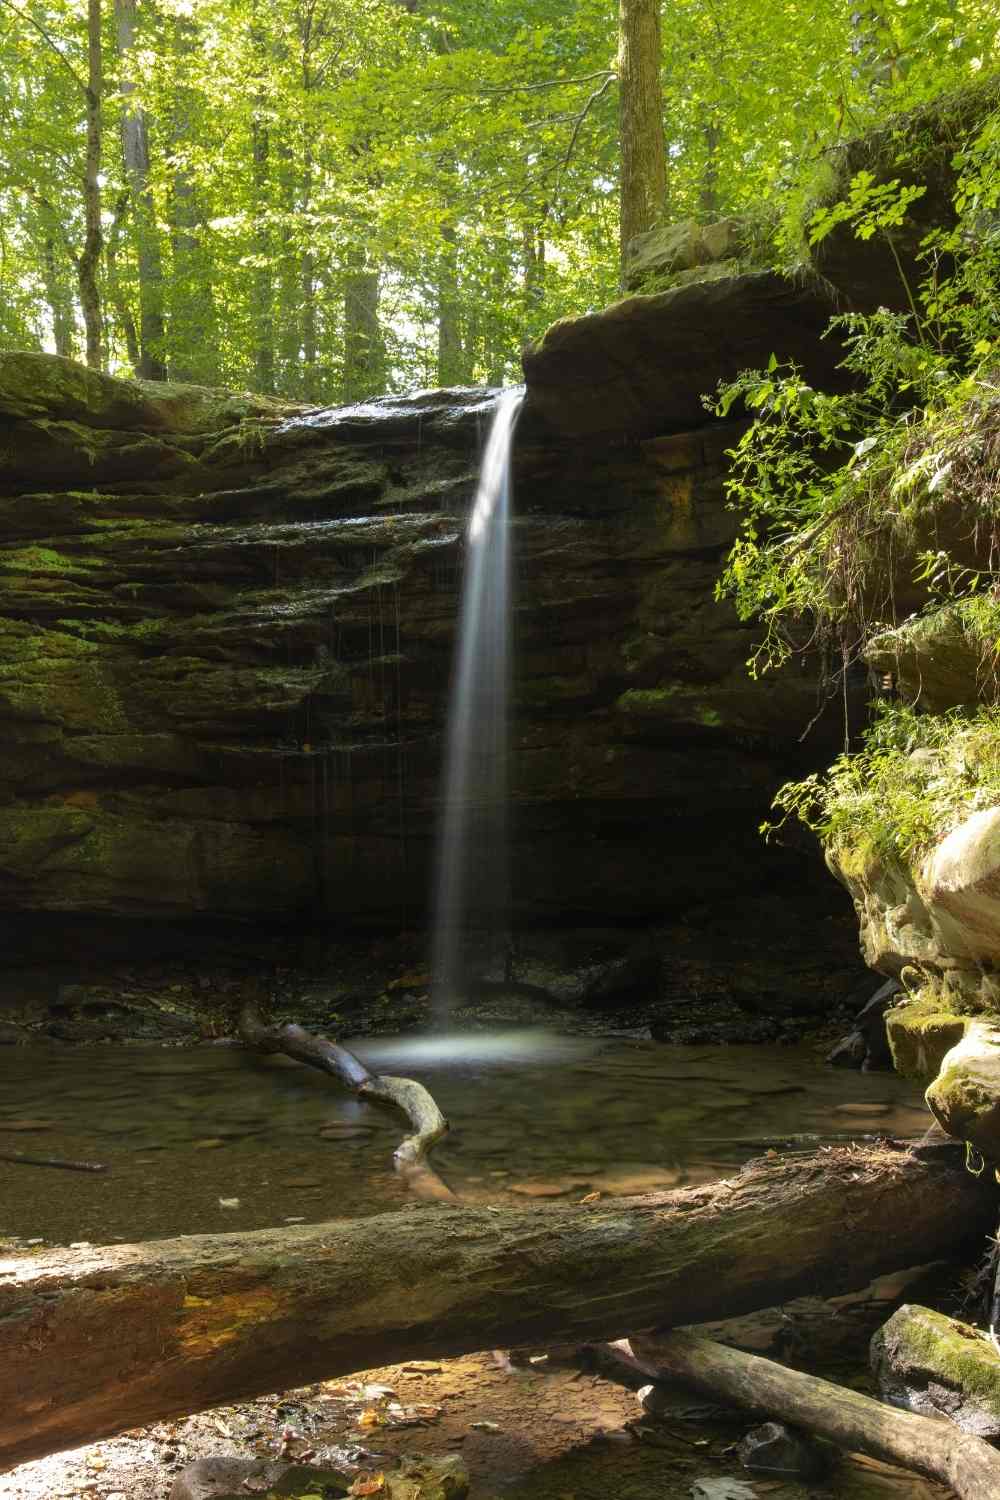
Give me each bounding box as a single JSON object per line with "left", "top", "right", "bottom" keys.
{"left": 39, "top": 217, "right": 75, "bottom": 357}
{"left": 79, "top": 0, "right": 104, "bottom": 369}
{"left": 699, "top": 117, "right": 720, "bottom": 218}
{"left": 522, "top": 218, "right": 546, "bottom": 322}
{"left": 342, "top": 251, "right": 385, "bottom": 400}
{"left": 277, "top": 140, "right": 301, "bottom": 393}
{"left": 114, "top": 0, "right": 166, "bottom": 378}
{"left": 300, "top": 153, "right": 319, "bottom": 398}
{"left": 437, "top": 221, "right": 468, "bottom": 385}
{"left": 105, "top": 191, "right": 141, "bottom": 369}
{"left": 168, "top": 16, "right": 218, "bottom": 384}
{"left": 251, "top": 111, "right": 275, "bottom": 393}
{"left": 617, "top": 0, "right": 668, "bottom": 278}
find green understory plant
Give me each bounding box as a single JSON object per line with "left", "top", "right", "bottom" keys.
{"left": 712, "top": 98, "right": 1000, "bottom": 684}
{"left": 765, "top": 700, "right": 1000, "bottom": 865}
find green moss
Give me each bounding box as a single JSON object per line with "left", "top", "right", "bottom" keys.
{"left": 886, "top": 991, "right": 969, "bottom": 1080}
{"left": 0, "top": 544, "right": 105, "bottom": 576}
{"left": 882, "top": 1305, "right": 1000, "bottom": 1413}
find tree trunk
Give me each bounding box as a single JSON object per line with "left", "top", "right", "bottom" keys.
{"left": 617, "top": 0, "right": 667, "bottom": 278}
{"left": 342, "top": 251, "right": 385, "bottom": 400}
{"left": 167, "top": 13, "right": 218, "bottom": 383}
{"left": 79, "top": 0, "right": 104, "bottom": 369}
{"left": 437, "top": 221, "right": 468, "bottom": 386}
{"left": 634, "top": 1330, "right": 1000, "bottom": 1500}
{"left": 114, "top": 0, "right": 166, "bottom": 379}
{"left": 251, "top": 109, "right": 275, "bottom": 394}
{"left": 0, "top": 1141, "right": 990, "bottom": 1472}
{"left": 523, "top": 219, "right": 546, "bottom": 323}
{"left": 105, "top": 190, "right": 142, "bottom": 370}
{"left": 698, "top": 116, "right": 720, "bottom": 219}
{"left": 40, "top": 229, "right": 74, "bottom": 358}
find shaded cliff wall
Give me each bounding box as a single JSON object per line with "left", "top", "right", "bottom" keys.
{"left": 0, "top": 275, "right": 860, "bottom": 988}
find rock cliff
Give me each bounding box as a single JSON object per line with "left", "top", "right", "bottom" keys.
{"left": 0, "top": 272, "right": 865, "bottom": 1012}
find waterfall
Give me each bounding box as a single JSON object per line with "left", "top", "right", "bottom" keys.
{"left": 432, "top": 388, "right": 523, "bottom": 1013}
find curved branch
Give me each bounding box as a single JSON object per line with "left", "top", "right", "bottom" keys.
{"left": 237, "top": 999, "right": 453, "bottom": 1202}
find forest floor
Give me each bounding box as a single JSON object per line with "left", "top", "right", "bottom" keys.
{"left": 5, "top": 1288, "right": 954, "bottom": 1500}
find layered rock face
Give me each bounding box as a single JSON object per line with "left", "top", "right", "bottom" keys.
{"left": 0, "top": 278, "right": 859, "bottom": 991}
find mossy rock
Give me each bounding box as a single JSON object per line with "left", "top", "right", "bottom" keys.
{"left": 926, "top": 1019, "right": 1000, "bottom": 1158}
{"left": 872, "top": 1303, "right": 1000, "bottom": 1436}
{"left": 789, "top": 72, "right": 1000, "bottom": 307}
{"left": 885, "top": 992, "right": 969, "bottom": 1081}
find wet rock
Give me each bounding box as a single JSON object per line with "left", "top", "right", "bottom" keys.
{"left": 738, "top": 1420, "right": 829, "bottom": 1478}
{"left": 872, "top": 1303, "right": 1000, "bottom": 1437}
{"left": 827, "top": 1028, "right": 868, "bottom": 1067}
{"left": 169, "top": 1456, "right": 353, "bottom": 1500}
{"left": 828, "top": 980, "right": 899, "bottom": 1070}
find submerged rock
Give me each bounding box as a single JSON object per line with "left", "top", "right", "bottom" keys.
{"left": 170, "top": 1457, "right": 353, "bottom": 1500}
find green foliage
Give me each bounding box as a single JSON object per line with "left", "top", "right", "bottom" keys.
{"left": 712, "top": 86, "right": 1000, "bottom": 678}
{"left": 0, "top": 0, "right": 996, "bottom": 397}
{"left": 765, "top": 701, "right": 1000, "bottom": 865}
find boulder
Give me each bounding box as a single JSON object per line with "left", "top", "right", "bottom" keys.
{"left": 925, "top": 1020, "right": 1000, "bottom": 1159}
{"left": 872, "top": 1303, "right": 1000, "bottom": 1438}
{"left": 738, "top": 1420, "right": 829, "bottom": 1479}
{"left": 919, "top": 808, "right": 1000, "bottom": 965}
{"left": 623, "top": 217, "right": 745, "bottom": 290}
{"left": 521, "top": 271, "right": 843, "bottom": 441}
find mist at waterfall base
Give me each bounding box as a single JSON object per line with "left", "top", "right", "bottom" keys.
{"left": 429, "top": 388, "right": 523, "bottom": 1041}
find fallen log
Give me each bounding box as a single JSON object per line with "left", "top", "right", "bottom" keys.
{"left": 0, "top": 1141, "right": 992, "bottom": 1470}
{"left": 632, "top": 1329, "right": 1000, "bottom": 1499}
{"left": 238, "top": 1000, "right": 452, "bottom": 1201}
{"left": 0, "top": 1150, "right": 107, "bottom": 1172}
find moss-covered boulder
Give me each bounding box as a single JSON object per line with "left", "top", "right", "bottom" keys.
{"left": 872, "top": 1303, "right": 1000, "bottom": 1437}
{"left": 925, "top": 1020, "right": 1000, "bottom": 1159}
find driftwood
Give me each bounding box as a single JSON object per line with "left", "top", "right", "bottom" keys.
{"left": 0, "top": 1150, "right": 107, "bottom": 1172}
{"left": 633, "top": 1329, "right": 1000, "bottom": 1500}
{"left": 237, "top": 1000, "right": 452, "bottom": 1201}
{"left": 0, "top": 1141, "right": 992, "bottom": 1470}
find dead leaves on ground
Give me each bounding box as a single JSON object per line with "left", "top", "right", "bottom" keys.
{"left": 321, "top": 1380, "right": 442, "bottom": 1431}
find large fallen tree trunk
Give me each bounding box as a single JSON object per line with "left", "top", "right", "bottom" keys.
{"left": 633, "top": 1330, "right": 1000, "bottom": 1499}
{"left": 0, "top": 1141, "right": 993, "bottom": 1470}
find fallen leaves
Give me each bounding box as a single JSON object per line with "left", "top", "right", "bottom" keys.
{"left": 350, "top": 1472, "right": 386, "bottom": 1495}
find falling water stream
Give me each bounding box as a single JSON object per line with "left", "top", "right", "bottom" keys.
{"left": 431, "top": 388, "right": 523, "bottom": 1012}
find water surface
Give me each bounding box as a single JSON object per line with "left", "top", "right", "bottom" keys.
{"left": 0, "top": 1034, "right": 929, "bottom": 1245}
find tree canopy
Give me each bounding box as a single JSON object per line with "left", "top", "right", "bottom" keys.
{"left": 0, "top": 0, "right": 997, "bottom": 397}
